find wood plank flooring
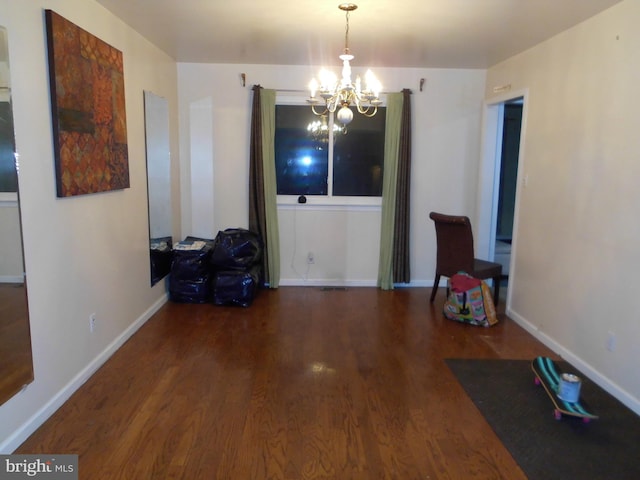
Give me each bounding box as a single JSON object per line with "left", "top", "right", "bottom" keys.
{"left": 0, "top": 283, "right": 33, "bottom": 405}
{"left": 17, "top": 287, "right": 555, "bottom": 479}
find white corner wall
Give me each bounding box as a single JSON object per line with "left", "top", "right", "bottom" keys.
{"left": 177, "top": 63, "right": 487, "bottom": 285}
{"left": 0, "top": 0, "right": 180, "bottom": 451}
{"left": 486, "top": 0, "right": 640, "bottom": 413}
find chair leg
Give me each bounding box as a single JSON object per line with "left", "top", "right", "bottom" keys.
{"left": 493, "top": 276, "right": 500, "bottom": 307}
{"left": 430, "top": 274, "right": 441, "bottom": 302}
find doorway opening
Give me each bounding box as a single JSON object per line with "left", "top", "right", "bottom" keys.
{"left": 495, "top": 99, "right": 523, "bottom": 292}
{"left": 476, "top": 91, "right": 526, "bottom": 307}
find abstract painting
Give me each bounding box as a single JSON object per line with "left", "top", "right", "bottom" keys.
{"left": 45, "top": 10, "right": 129, "bottom": 197}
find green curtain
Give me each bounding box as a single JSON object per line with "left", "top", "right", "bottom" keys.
{"left": 260, "top": 89, "right": 280, "bottom": 288}
{"left": 377, "top": 92, "right": 403, "bottom": 290}
{"left": 249, "top": 86, "right": 280, "bottom": 288}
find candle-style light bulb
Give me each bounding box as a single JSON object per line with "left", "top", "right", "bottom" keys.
{"left": 309, "top": 78, "right": 318, "bottom": 98}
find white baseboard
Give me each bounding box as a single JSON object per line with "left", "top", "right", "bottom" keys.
{"left": 277, "top": 279, "right": 434, "bottom": 288}
{"left": 278, "top": 279, "right": 377, "bottom": 287}
{"left": 507, "top": 306, "right": 640, "bottom": 417}
{"left": 0, "top": 295, "right": 168, "bottom": 453}
{"left": 0, "top": 276, "right": 24, "bottom": 283}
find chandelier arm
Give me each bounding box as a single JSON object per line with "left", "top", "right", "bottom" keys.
{"left": 355, "top": 103, "right": 375, "bottom": 115}
{"left": 360, "top": 106, "right": 378, "bottom": 118}
{"left": 311, "top": 104, "right": 329, "bottom": 116}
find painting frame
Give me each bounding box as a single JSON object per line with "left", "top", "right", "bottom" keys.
{"left": 45, "top": 10, "right": 130, "bottom": 197}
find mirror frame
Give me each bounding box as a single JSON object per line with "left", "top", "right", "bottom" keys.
{"left": 143, "top": 91, "right": 173, "bottom": 286}
{"left": 0, "top": 25, "right": 34, "bottom": 406}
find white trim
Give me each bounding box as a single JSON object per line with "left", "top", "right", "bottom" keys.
{"left": 276, "top": 91, "right": 388, "bottom": 107}
{"left": 277, "top": 279, "right": 434, "bottom": 288}
{"left": 488, "top": 102, "right": 505, "bottom": 262}
{"left": 276, "top": 91, "right": 308, "bottom": 105}
{"left": 0, "top": 294, "right": 169, "bottom": 454}
{"left": 277, "top": 196, "right": 381, "bottom": 210}
{"left": 0, "top": 192, "right": 18, "bottom": 206}
{"left": 477, "top": 89, "right": 529, "bottom": 255}
{"left": 507, "top": 306, "right": 640, "bottom": 417}
{"left": 0, "top": 275, "right": 24, "bottom": 283}
{"left": 477, "top": 87, "right": 529, "bottom": 310}
{"left": 278, "top": 278, "right": 378, "bottom": 287}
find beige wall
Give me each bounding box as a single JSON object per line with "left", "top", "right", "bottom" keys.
{"left": 177, "top": 63, "right": 487, "bottom": 285}
{"left": 0, "top": 0, "right": 180, "bottom": 451}
{"left": 486, "top": 0, "right": 640, "bottom": 413}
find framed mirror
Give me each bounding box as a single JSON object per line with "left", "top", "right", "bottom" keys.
{"left": 144, "top": 91, "right": 172, "bottom": 285}
{"left": 0, "top": 25, "right": 34, "bottom": 406}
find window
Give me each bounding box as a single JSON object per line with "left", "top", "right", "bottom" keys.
{"left": 275, "top": 104, "right": 385, "bottom": 201}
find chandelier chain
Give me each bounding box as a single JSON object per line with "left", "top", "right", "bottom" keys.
{"left": 344, "top": 11, "right": 350, "bottom": 54}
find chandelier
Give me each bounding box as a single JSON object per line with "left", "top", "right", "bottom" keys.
{"left": 307, "top": 115, "right": 344, "bottom": 142}
{"left": 308, "top": 3, "right": 382, "bottom": 126}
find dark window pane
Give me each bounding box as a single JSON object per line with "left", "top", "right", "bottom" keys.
{"left": 275, "top": 105, "right": 328, "bottom": 195}
{"left": 333, "top": 107, "right": 385, "bottom": 196}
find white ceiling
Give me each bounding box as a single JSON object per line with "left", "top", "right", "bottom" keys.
{"left": 95, "top": 0, "right": 622, "bottom": 69}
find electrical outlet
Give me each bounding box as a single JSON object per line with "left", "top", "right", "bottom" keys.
{"left": 607, "top": 331, "right": 616, "bottom": 352}
{"left": 307, "top": 252, "right": 315, "bottom": 264}
{"left": 89, "top": 313, "right": 97, "bottom": 333}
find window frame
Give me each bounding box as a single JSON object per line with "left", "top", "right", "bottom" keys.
{"left": 275, "top": 92, "right": 385, "bottom": 208}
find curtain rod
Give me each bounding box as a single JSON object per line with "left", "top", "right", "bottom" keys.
{"left": 274, "top": 88, "right": 401, "bottom": 95}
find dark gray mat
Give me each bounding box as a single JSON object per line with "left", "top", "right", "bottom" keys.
{"left": 446, "top": 358, "right": 640, "bottom": 480}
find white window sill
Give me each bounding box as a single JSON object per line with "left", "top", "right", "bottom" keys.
{"left": 277, "top": 195, "right": 382, "bottom": 211}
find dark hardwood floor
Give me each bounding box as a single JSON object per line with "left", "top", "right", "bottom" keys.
{"left": 0, "top": 283, "right": 33, "bottom": 404}
{"left": 17, "top": 287, "right": 555, "bottom": 479}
